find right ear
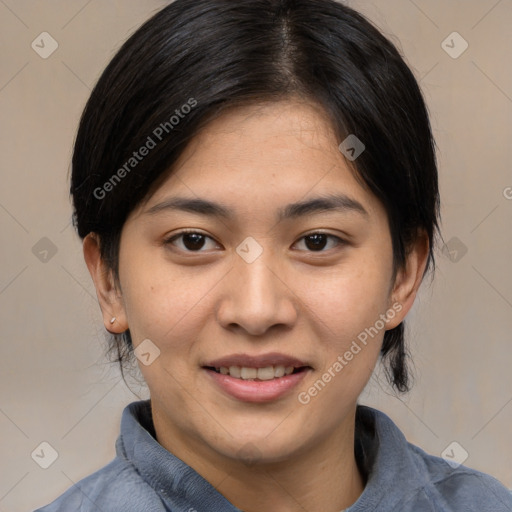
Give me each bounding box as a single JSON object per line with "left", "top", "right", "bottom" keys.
{"left": 82, "top": 233, "right": 128, "bottom": 334}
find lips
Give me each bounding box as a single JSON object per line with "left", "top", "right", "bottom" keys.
{"left": 203, "top": 352, "right": 311, "bottom": 380}
{"left": 215, "top": 365, "right": 295, "bottom": 380}
{"left": 203, "top": 352, "right": 310, "bottom": 370}
{"left": 202, "top": 352, "right": 312, "bottom": 402}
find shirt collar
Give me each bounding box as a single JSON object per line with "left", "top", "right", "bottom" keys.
{"left": 116, "top": 400, "right": 427, "bottom": 512}
{"left": 116, "top": 400, "right": 241, "bottom": 511}
{"left": 347, "top": 405, "right": 431, "bottom": 511}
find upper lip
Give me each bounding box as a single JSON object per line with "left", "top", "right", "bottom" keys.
{"left": 203, "top": 352, "right": 311, "bottom": 369}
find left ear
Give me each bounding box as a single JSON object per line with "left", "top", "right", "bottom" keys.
{"left": 386, "top": 231, "right": 430, "bottom": 329}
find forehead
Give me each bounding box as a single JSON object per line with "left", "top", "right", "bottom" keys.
{"left": 140, "top": 99, "right": 384, "bottom": 221}
{"left": 179, "top": 99, "right": 341, "bottom": 175}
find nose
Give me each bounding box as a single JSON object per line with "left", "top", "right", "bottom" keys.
{"left": 216, "top": 249, "right": 298, "bottom": 337}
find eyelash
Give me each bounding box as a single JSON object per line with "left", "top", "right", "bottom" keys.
{"left": 163, "top": 229, "right": 345, "bottom": 253}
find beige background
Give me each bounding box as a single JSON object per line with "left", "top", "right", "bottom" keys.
{"left": 0, "top": 1, "right": 511, "bottom": 510}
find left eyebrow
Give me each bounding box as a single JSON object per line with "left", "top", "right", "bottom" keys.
{"left": 277, "top": 193, "right": 368, "bottom": 221}
{"left": 144, "top": 193, "right": 368, "bottom": 220}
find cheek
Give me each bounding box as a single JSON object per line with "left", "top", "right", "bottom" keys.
{"left": 296, "top": 257, "right": 393, "bottom": 406}
{"left": 118, "top": 250, "right": 214, "bottom": 350}
{"left": 119, "top": 262, "right": 216, "bottom": 395}
{"left": 303, "top": 258, "right": 392, "bottom": 344}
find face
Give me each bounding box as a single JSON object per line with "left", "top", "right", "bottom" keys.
{"left": 87, "top": 98, "right": 420, "bottom": 469}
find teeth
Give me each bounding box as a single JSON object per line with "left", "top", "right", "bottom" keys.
{"left": 229, "top": 366, "right": 241, "bottom": 378}
{"left": 217, "top": 365, "right": 300, "bottom": 380}
{"left": 240, "top": 367, "right": 257, "bottom": 379}
{"left": 274, "top": 365, "right": 285, "bottom": 378}
{"left": 257, "top": 366, "right": 275, "bottom": 381}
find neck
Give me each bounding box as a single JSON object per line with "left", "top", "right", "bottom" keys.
{"left": 153, "top": 405, "right": 365, "bottom": 512}
{"left": 217, "top": 429, "right": 365, "bottom": 512}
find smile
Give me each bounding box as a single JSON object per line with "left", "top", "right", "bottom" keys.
{"left": 202, "top": 353, "right": 312, "bottom": 402}
{"left": 207, "top": 365, "right": 308, "bottom": 380}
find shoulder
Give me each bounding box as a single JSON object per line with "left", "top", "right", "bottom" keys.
{"left": 406, "top": 442, "right": 512, "bottom": 511}
{"left": 354, "top": 406, "right": 512, "bottom": 511}
{"left": 33, "top": 457, "right": 166, "bottom": 512}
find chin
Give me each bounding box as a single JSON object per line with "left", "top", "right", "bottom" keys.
{"left": 205, "top": 422, "right": 312, "bottom": 466}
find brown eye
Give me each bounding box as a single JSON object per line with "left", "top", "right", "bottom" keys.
{"left": 181, "top": 233, "right": 206, "bottom": 251}
{"left": 165, "top": 231, "right": 220, "bottom": 252}
{"left": 294, "top": 233, "right": 343, "bottom": 252}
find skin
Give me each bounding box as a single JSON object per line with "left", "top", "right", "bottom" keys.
{"left": 84, "top": 98, "right": 428, "bottom": 512}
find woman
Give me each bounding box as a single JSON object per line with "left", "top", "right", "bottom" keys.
{"left": 35, "top": 0, "right": 512, "bottom": 510}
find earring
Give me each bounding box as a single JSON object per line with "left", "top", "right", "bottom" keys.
{"left": 110, "top": 317, "right": 116, "bottom": 324}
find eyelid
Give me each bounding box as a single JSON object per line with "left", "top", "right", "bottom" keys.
{"left": 292, "top": 231, "right": 346, "bottom": 251}
{"left": 164, "top": 229, "right": 346, "bottom": 254}
{"left": 164, "top": 229, "right": 222, "bottom": 251}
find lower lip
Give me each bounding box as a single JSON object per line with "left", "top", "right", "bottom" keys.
{"left": 204, "top": 368, "right": 310, "bottom": 403}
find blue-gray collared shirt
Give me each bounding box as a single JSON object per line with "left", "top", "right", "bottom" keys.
{"left": 35, "top": 400, "right": 512, "bottom": 511}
